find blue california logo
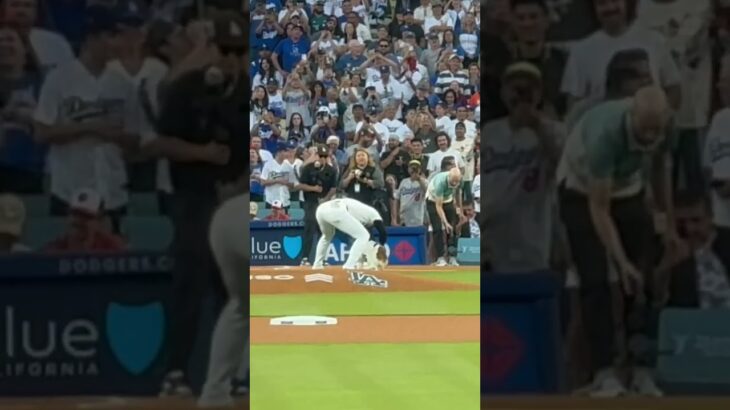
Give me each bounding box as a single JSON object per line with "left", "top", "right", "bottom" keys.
{"left": 282, "top": 235, "right": 302, "bottom": 259}
{"left": 105, "top": 302, "right": 165, "bottom": 375}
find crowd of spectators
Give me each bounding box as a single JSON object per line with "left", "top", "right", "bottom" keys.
{"left": 484, "top": 0, "right": 730, "bottom": 398}
{"left": 0, "top": 0, "right": 250, "bottom": 401}
{"left": 249, "top": 0, "right": 482, "bottom": 266}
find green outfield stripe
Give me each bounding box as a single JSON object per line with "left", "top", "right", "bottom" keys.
{"left": 251, "top": 343, "right": 480, "bottom": 410}
{"left": 251, "top": 290, "right": 479, "bottom": 317}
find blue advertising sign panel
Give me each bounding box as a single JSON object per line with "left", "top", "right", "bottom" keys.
{"left": 0, "top": 254, "right": 215, "bottom": 396}
{"left": 482, "top": 272, "right": 562, "bottom": 394}
{"left": 658, "top": 308, "right": 730, "bottom": 385}
{"left": 250, "top": 221, "right": 427, "bottom": 266}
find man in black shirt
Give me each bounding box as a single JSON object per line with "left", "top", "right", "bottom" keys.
{"left": 380, "top": 135, "right": 410, "bottom": 186}
{"left": 154, "top": 12, "right": 248, "bottom": 397}
{"left": 297, "top": 145, "right": 338, "bottom": 265}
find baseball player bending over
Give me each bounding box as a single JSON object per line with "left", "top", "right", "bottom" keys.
{"left": 312, "top": 198, "right": 389, "bottom": 270}
{"left": 198, "top": 192, "right": 249, "bottom": 408}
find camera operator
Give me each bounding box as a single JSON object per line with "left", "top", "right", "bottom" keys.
{"left": 342, "top": 146, "right": 383, "bottom": 204}
{"left": 296, "top": 144, "right": 337, "bottom": 265}
{"left": 152, "top": 12, "right": 248, "bottom": 396}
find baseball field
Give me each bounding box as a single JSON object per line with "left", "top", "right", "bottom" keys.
{"left": 250, "top": 264, "right": 481, "bottom": 410}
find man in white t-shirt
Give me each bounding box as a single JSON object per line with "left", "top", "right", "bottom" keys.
{"left": 33, "top": 6, "right": 140, "bottom": 228}
{"left": 448, "top": 105, "right": 477, "bottom": 139}
{"left": 561, "top": 0, "right": 681, "bottom": 111}
{"left": 1, "top": 0, "right": 74, "bottom": 73}
{"left": 260, "top": 142, "right": 298, "bottom": 207}
{"left": 426, "top": 133, "right": 465, "bottom": 175}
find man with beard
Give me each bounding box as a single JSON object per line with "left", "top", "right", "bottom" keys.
{"left": 155, "top": 12, "right": 247, "bottom": 397}
{"left": 561, "top": 0, "right": 681, "bottom": 111}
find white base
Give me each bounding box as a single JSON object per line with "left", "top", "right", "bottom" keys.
{"left": 269, "top": 316, "right": 338, "bottom": 326}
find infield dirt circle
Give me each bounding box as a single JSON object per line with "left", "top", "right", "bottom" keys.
{"left": 250, "top": 265, "right": 479, "bottom": 344}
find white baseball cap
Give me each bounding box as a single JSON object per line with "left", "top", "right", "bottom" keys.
{"left": 271, "top": 200, "right": 283, "bottom": 209}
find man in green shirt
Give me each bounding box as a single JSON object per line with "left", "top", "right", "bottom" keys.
{"left": 426, "top": 167, "right": 462, "bottom": 266}
{"left": 557, "top": 85, "right": 679, "bottom": 396}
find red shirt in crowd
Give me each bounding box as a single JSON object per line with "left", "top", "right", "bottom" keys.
{"left": 45, "top": 231, "right": 127, "bottom": 252}
{"left": 264, "top": 212, "right": 290, "bottom": 221}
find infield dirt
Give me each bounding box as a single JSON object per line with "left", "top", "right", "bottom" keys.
{"left": 251, "top": 266, "right": 479, "bottom": 345}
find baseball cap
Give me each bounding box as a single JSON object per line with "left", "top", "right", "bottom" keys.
{"left": 380, "top": 65, "right": 390, "bottom": 74}
{"left": 403, "top": 31, "right": 415, "bottom": 38}
{"left": 455, "top": 121, "right": 466, "bottom": 129}
{"left": 427, "top": 33, "right": 439, "bottom": 41}
{"left": 266, "top": 77, "right": 279, "bottom": 86}
{"left": 417, "top": 81, "right": 430, "bottom": 91}
{"left": 250, "top": 202, "right": 259, "bottom": 216}
{"left": 70, "top": 188, "right": 103, "bottom": 217}
{"left": 0, "top": 194, "right": 25, "bottom": 237}
{"left": 211, "top": 12, "right": 246, "bottom": 48}
{"left": 326, "top": 135, "right": 340, "bottom": 144}
{"left": 271, "top": 200, "right": 284, "bottom": 209}
{"left": 408, "top": 159, "right": 421, "bottom": 167}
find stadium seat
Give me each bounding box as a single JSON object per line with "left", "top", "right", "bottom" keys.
{"left": 121, "top": 216, "right": 174, "bottom": 251}
{"left": 290, "top": 201, "right": 301, "bottom": 209}
{"left": 257, "top": 207, "right": 269, "bottom": 219}
{"left": 128, "top": 193, "right": 159, "bottom": 215}
{"left": 456, "top": 237, "right": 480, "bottom": 265}
{"left": 22, "top": 217, "right": 66, "bottom": 249}
{"left": 289, "top": 208, "right": 305, "bottom": 220}
{"left": 22, "top": 194, "right": 50, "bottom": 216}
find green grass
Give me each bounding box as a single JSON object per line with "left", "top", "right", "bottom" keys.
{"left": 251, "top": 343, "right": 480, "bottom": 410}
{"left": 251, "top": 290, "right": 479, "bottom": 317}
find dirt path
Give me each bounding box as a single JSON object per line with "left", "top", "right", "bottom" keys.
{"left": 250, "top": 266, "right": 478, "bottom": 295}
{"left": 252, "top": 315, "right": 479, "bottom": 344}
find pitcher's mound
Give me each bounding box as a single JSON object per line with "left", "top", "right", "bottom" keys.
{"left": 250, "top": 266, "right": 478, "bottom": 294}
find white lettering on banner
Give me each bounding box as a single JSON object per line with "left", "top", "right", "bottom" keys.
{"left": 58, "top": 255, "right": 173, "bottom": 275}
{"left": 251, "top": 238, "right": 283, "bottom": 260}
{"left": 1, "top": 306, "right": 100, "bottom": 378}
{"left": 325, "top": 243, "right": 391, "bottom": 263}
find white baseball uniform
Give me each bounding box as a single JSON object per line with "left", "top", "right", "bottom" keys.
{"left": 198, "top": 192, "right": 248, "bottom": 408}
{"left": 313, "top": 198, "right": 382, "bottom": 269}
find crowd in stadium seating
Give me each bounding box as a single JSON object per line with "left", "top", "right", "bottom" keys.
{"left": 0, "top": 0, "right": 248, "bottom": 253}
{"left": 0, "top": 0, "right": 249, "bottom": 402}
{"left": 484, "top": 0, "right": 730, "bottom": 398}
{"left": 249, "top": 0, "right": 482, "bottom": 266}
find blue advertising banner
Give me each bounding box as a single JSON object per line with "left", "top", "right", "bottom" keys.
{"left": 658, "top": 308, "right": 730, "bottom": 385}
{"left": 0, "top": 253, "right": 216, "bottom": 396}
{"left": 250, "top": 221, "right": 427, "bottom": 266}
{"left": 482, "top": 272, "right": 562, "bottom": 394}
